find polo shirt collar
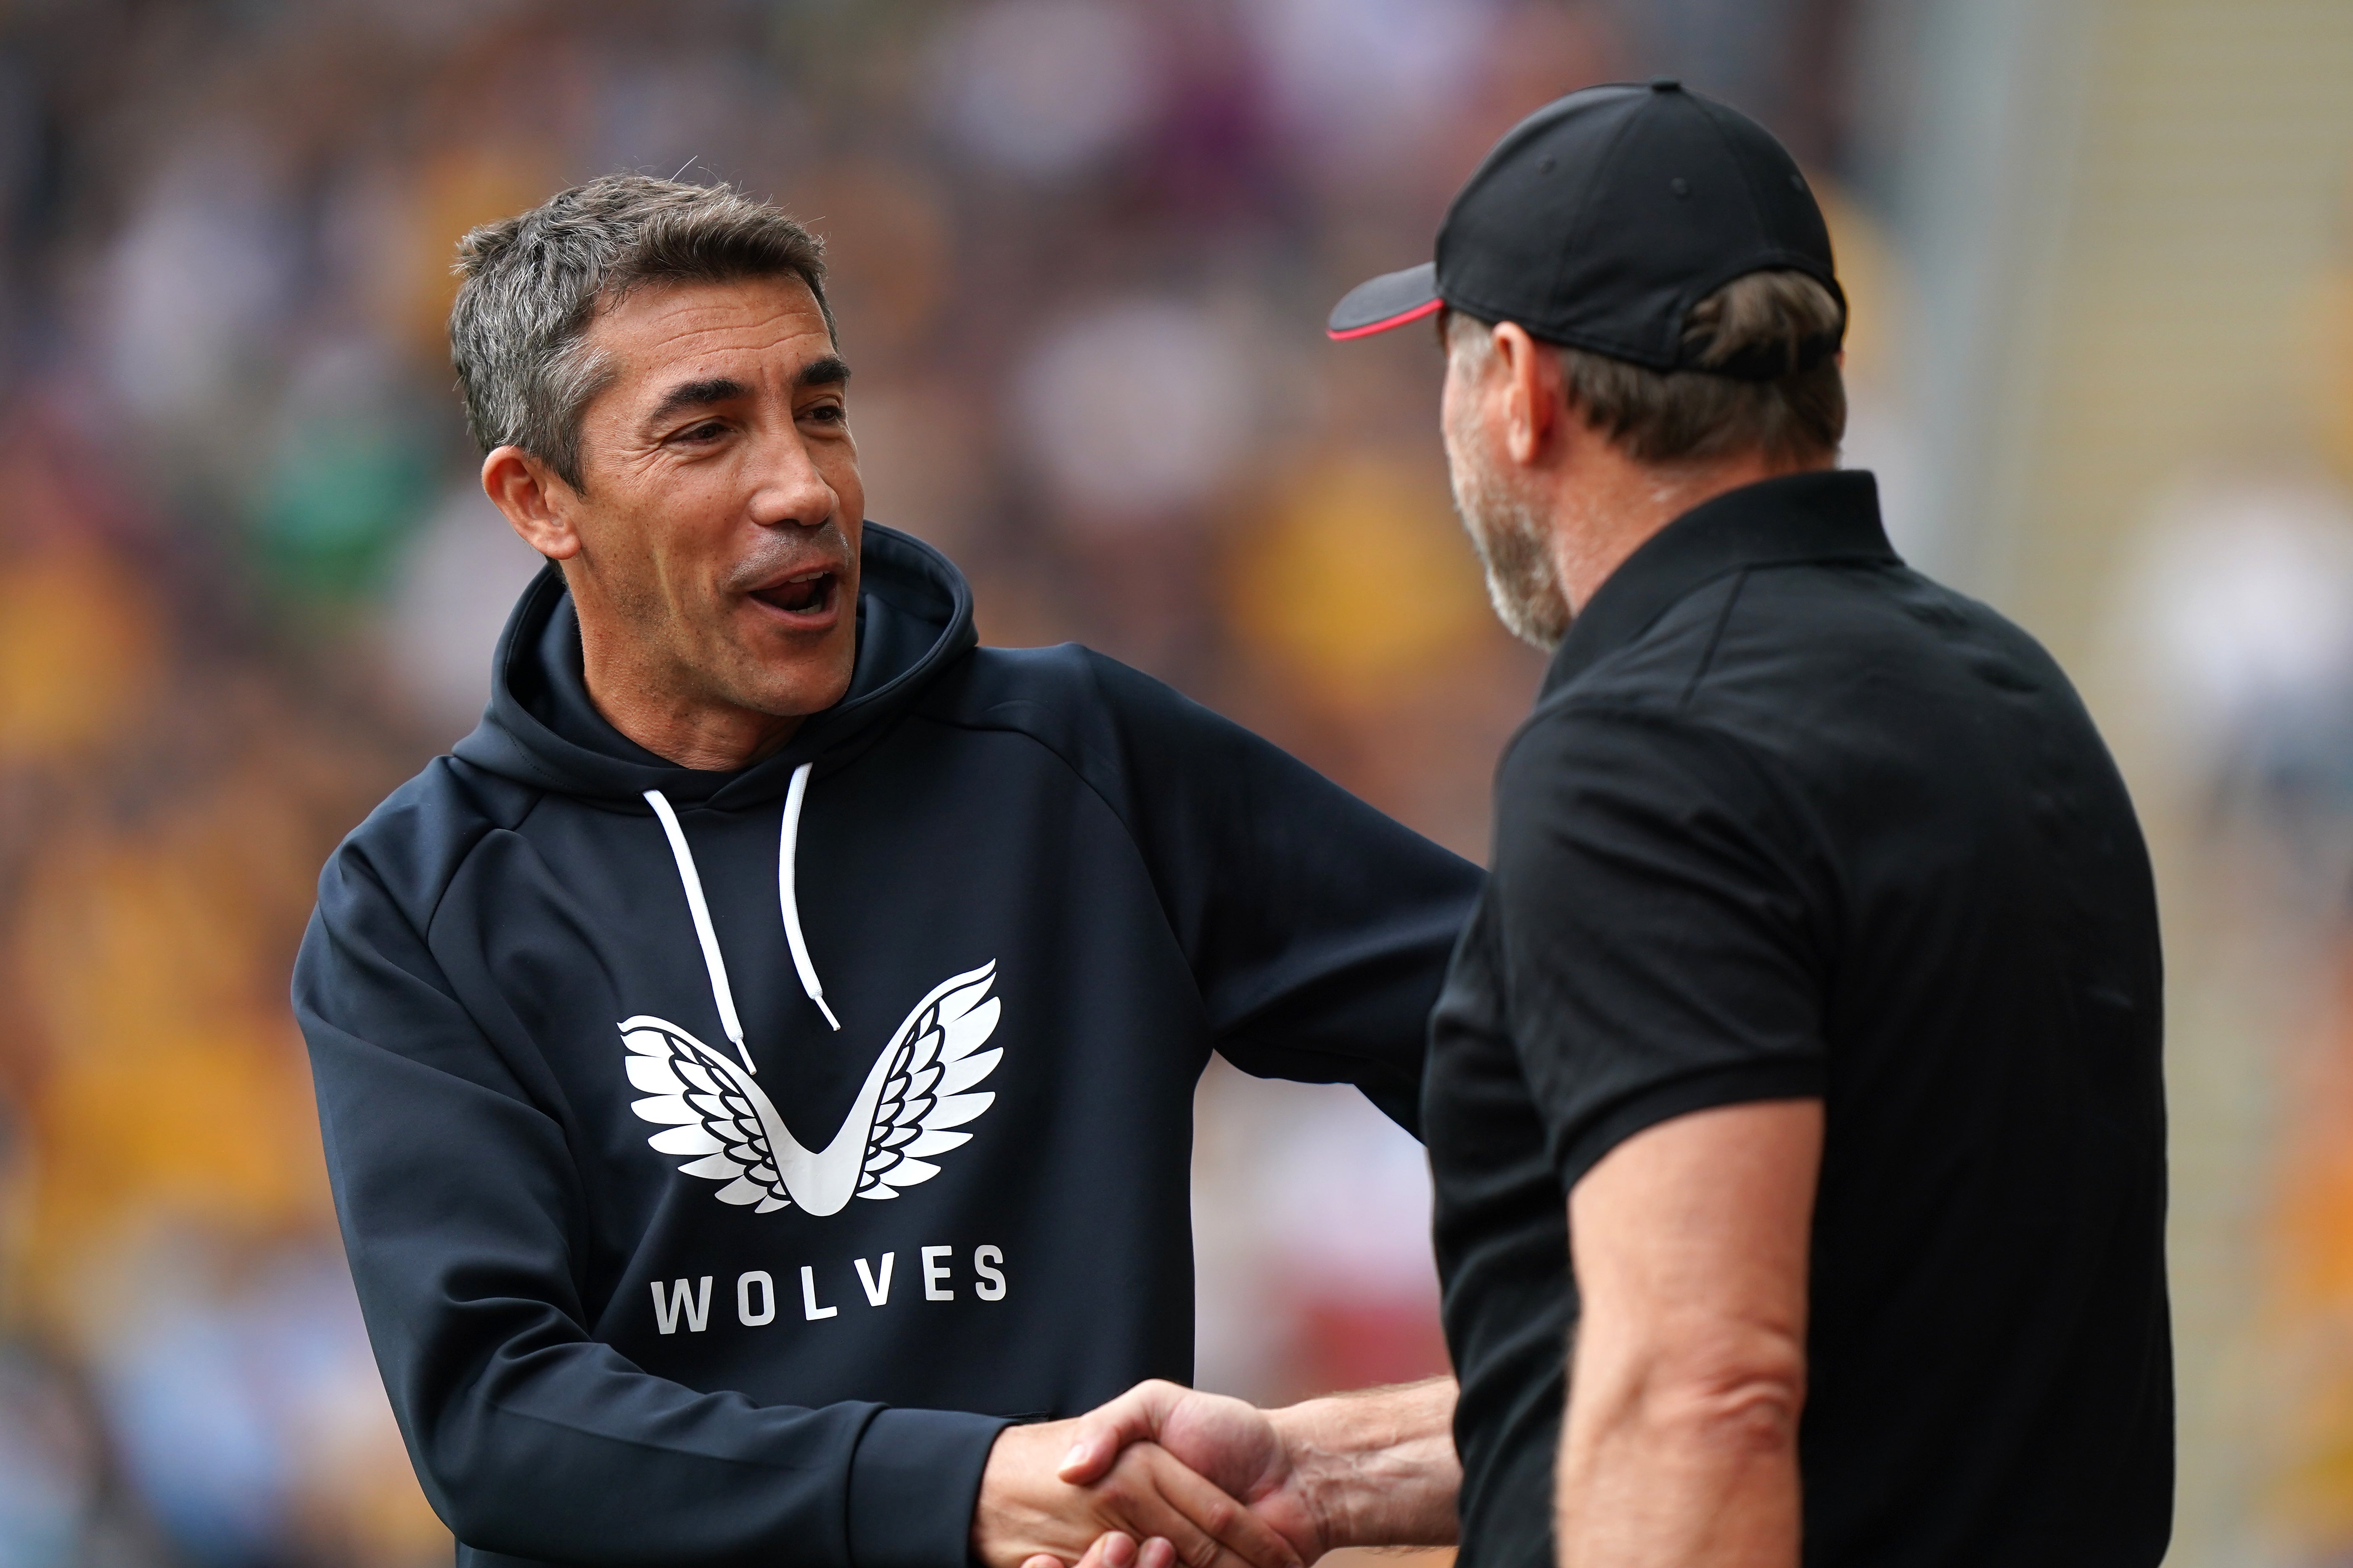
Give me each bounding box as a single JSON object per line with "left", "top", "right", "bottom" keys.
{"left": 1541, "top": 468, "right": 1895, "bottom": 695}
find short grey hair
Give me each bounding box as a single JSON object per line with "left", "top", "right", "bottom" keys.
{"left": 450, "top": 174, "right": 833, "bottom": 490}
{"left": 1445, "top": 269, "right": 1846, "bottom": 465}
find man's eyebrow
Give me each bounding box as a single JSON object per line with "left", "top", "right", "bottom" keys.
{"left": 643, "top": 358, "right": 849, "bottom": 428}
{"left": 646, "top": 377, "right": 748, "bottom": 426}
{"left": 797, "top": 354, "right": 852, "bottom": 390}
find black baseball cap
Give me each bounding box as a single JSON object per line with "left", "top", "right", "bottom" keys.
{"left": 1327, "top": 80, "right": 1843, "bottom": 378}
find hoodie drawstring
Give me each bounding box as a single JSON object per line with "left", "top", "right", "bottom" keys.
{"left": 643, "top": 789, "right": 753, "bottom": 1072}
{"left": 779, "top": 764, "right": 843, "bottom": 1032}
{"left": 644, "top": 762, "right": 841, "bottom": 1075}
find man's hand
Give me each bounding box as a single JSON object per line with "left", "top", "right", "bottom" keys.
{"left": 1050, "top": 1377, "right": 1460, "bottom": 1567}
{"left": 1049, "top": 1382, "right": 1323, "bottom": 1560}
{"left": 972, "top": 1417, "right": 1304, "bottom": 1568}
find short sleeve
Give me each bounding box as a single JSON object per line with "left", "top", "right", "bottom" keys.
{"left": 1492, "top": 707, "right": 1828, "bottom": 1189}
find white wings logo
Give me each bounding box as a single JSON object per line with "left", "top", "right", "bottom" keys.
{"left": 620, "top": 961, "right": 1003, "bottom": 1217}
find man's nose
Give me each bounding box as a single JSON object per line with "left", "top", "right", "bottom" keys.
{"left": 746, "top": 427, "right": 838, "bottom": 529}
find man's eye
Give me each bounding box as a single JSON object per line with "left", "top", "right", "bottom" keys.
{"left": 676, "top": 421, "right": 727, "bottom": 443}
{"left": 805, "top": 403, "right": 847, "bottom": 425}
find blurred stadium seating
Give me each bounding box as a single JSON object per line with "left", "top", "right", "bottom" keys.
{"left": 0, "top": 3, "right": 2349, "bottom": 1565}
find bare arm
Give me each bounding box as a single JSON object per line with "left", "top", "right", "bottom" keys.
{"left": 1271, "top": 1377, "right": 1460, "bottom": 1551}
{"left": 1558, "top": 1099, "right": 1822, "bottom": 1568}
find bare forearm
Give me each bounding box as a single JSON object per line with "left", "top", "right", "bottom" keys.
{"left": 1555, "top": 1362, "right": 1800, "bottom": 1567}
{"left": 1269, "top": 1377, "right": 1460, "bottom": 1550}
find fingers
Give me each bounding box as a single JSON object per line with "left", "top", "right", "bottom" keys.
{"left": 1059, "top": 1379, "right": 1193, "bottom": 1485}
{"left": 1100, "top": 1444, "right": 1303, "bottom": 1568}
{"left": 1103, "top": 1533, "right": 1179, "bottom": 1568}
{"left": 1068, "top": 1532, "right": 1176, "bottom": 1568}
{"left": 1071, "top": 1533, "right": 1137, "bottom": 1568}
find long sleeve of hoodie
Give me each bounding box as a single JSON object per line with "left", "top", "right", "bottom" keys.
{"left": 1044, "top": 652, "right": 1483, "bottom": 1131}
{"left": 295, "top": 828, "right": 1006, "bottom": 1568}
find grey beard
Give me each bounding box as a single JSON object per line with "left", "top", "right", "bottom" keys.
{"left": 1449, "top": 451, "right": 1571, "bottom": 650}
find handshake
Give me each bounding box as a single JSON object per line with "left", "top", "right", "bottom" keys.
{"left": 970, "top": 1377, "right": 1460, "bottom": 1568}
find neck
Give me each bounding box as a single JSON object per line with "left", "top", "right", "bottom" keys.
{"left": 1551, "top": 447, "right": 1831, "bottom": 612}
{"left": 578, "top": 625, "right": 801, "bottom": 773}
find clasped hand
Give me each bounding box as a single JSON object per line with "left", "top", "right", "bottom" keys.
{"left": 970, "top": 1381, "right": 1325, "bottom": 1568}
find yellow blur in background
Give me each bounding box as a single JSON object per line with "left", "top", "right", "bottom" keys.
{"left": 0, "top": 3, "right": 2349, "bottom": 1566}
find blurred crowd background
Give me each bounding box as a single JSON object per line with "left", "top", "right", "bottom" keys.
{"left": 0, "top": 0, "right": 2348, "bottom": 1565}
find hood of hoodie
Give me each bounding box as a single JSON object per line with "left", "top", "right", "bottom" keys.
{"left": 452, "top": 523, "right": 977, "bottom": 810}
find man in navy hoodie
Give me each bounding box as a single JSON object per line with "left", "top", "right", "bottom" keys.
{"left": 294, "top": 175, "right": 1472, "bottom": 1568}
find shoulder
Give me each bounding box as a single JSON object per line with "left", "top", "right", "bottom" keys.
{"left": 919, "top": 643, "right": 1253, "bottom": 767}
{"left": 1511, "top": 560, "right": 2104, "bottom": 863}
{"left": 1496, "top": 679, "right": 1836, "bottom": 921}
{"left": 1547, "top": 558, "right": 2078, "bottom": 777}
{"left": 1695, "top": 560, "right": 2098, "bottom": 798}
{"left": 1708, "top": 559, "right": 2067, "bottom": 702}
{"left": 1500, "top": 701, "right": 1785, "bottom": 827}
{"left": 926, "top": 643, "right": 1201, "bottom": 722}
{"left": 319, "top": 755, "right": 535, "bottom": 928}
{"left": 917, "top": 644, "right": 1462, "bottom": 872}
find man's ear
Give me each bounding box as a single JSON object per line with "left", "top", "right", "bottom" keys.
{"left": 483, "top": 446, "right": 582, "bottom": 561}
{"left": 1489, "top": 322, "right": 1562, "bottom": 468}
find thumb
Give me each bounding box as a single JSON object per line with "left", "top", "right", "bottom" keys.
{"left": 1056, "top": 1380, "right": 1191, "bottom": 1484}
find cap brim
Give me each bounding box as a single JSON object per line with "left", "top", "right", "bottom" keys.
{"left": 1326, "top": 263, "right": 1442, "bottom": 340}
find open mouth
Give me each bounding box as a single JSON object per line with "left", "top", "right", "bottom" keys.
{"left": 750, "top": 571, "right": 837, "bottom": 618}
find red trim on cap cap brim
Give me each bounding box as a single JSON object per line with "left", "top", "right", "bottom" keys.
{"left": 1326, "top": 296, "right": 1444, "bottom": 341}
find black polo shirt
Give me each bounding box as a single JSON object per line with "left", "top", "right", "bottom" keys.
{"left": 1426, "top": 470, "right": 2171, "bottom": 1568}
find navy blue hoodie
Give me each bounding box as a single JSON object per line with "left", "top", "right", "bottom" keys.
{"left": 294, "top": 526, "right": 1481, "bottom": 1568}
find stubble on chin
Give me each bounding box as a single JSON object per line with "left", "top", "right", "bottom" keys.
{"left": 1446, "top": 432, "right": 1572, "bottom": 651}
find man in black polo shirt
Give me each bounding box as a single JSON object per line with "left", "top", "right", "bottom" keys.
{"left": 1323, "top": 83, "right": 2173, "bottom": 1566}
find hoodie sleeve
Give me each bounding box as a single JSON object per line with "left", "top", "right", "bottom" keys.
{"left": 1082, "top": 654, "right": 1484, "bottom": 1134}
{"left": 295, "top": 833, "right": 1006, "bottom": 1568}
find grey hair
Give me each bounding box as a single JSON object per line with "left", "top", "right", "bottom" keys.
{"left": 1445, "top": 269, "right": 1846, "bottom": 465}
{"left": 450, "top": 174, "right": 833, "bottom": 490}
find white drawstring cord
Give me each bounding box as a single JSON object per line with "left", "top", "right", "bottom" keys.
{"left": 644, "top": 768, "right": 843, "bottom": 1069}
{"left": 643, "top": 789, "right": 755, "bottom": 1074}
{"left": 780, "top": 763, "right": 843, "bottom": 1032}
